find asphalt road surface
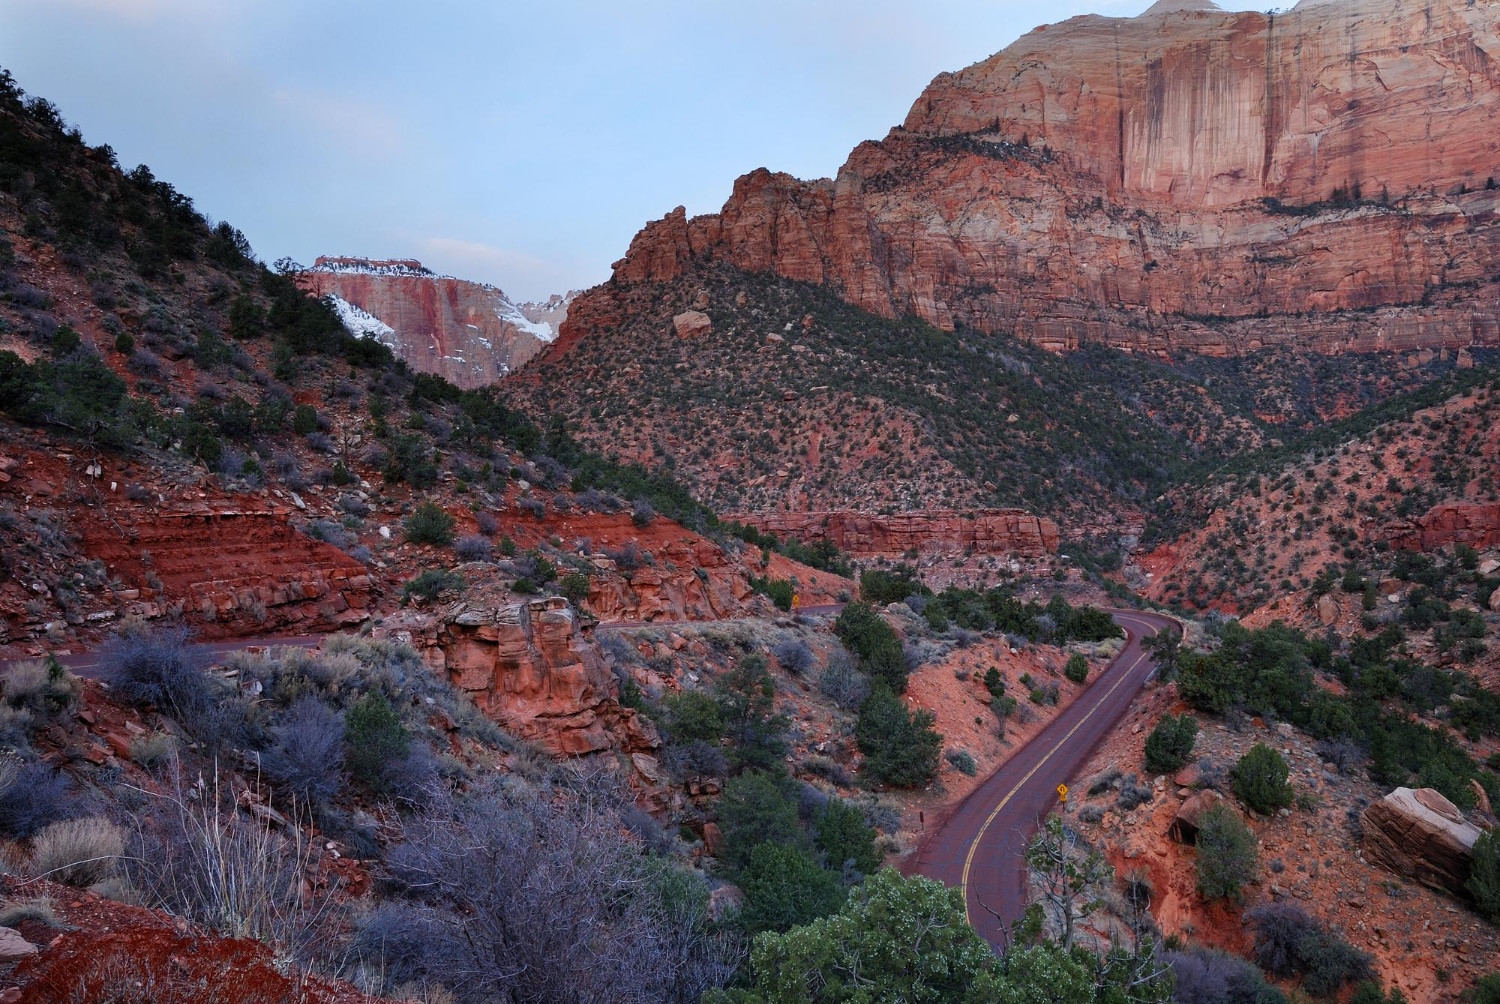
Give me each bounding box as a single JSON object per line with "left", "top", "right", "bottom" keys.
{"left": 906, "top": 609, "right": 1178, "bottom": 947}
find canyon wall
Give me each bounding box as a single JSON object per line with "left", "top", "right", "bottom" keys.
{"left": 574, "top": 0, "right": 1500, "bottom": 358}
{"left": 298, "top": 258, "right": 557, "bottom": 388}
{"left": 731, "top": 509, "right": 1060, "bottom": 559}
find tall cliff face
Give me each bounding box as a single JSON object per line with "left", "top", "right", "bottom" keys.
{"left": 587, "top": 0, "right": 1500, "bottom": 358}
{"left": 298, "top": 258, "right": 561, "bottom": 389}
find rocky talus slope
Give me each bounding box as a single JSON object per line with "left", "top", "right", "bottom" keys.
{"left": 298, "top": 257, "right": 557, "bottom": 388}
{"left": 578, "top": 0, "right": 1500, "bottom": 359}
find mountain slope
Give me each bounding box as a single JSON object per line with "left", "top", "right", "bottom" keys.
{"left": 509, "top": 262, "right": 1470, "bottom": 529}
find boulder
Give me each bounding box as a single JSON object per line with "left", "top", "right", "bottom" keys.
{"left": 672, "top": 310, "right": 712, "bottom": 339}
{"left": 1360, "top": 787, "right": 1483, "bottom": 896}
{"left": 1316, "top": 593, "right": 1340, "bottom": 626}
{"left": 1170, "top": 789, "right": 1225, "bottom": 844}
{"left": 1172, "top": 762, "right": 1202, "bottom": 788}
{"left": 0, "top": 927, "right": 36, "bottom": 963}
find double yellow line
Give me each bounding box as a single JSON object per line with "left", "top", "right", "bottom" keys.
{"left": 958, "top": 617, "right": 1156, "bottom": 925}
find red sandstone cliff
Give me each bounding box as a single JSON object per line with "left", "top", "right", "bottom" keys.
{"left": 730, "top": 510, "right": 1059, "bottom": 559}
{"left": 298, "top": 258, "right": 558, "bottom": 389}
{"left": 1382, "top": 502, "right": 1500, "bottom": 552}
{"left": 570, "top": 0, "right": 1500, "bottom": 358}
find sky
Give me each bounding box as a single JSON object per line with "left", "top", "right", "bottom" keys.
{"left": 2, "top": 0, "right": 1260, "bottom": 301}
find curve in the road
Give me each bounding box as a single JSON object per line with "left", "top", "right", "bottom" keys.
{"left": 906, "top": 609, "right": 1177, "bottom": 947}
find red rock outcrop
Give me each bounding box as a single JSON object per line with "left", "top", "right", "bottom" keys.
{"left": 378, "top": 596, "right": 658, "bottom": 757}
{"left": 298, "top": 257, "right": 555, "bottom": 388}
{"left": 79, "top": 509, "right": 373, "bottom": 636}
{"left": 728, "top": 509, "right": 1059, "bottom": 559}
{"left": 1361, "top": 786, "right": 1484, "bottom": 896}
{"left": 570, "top": 0, "right": 1500, "bottom": 360}
{"left": 1381, "top": 503, "right": 1500, "bottom": 551}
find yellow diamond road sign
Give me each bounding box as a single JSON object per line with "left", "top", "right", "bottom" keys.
{"left": 1057, "top": 783, "right": 1068, "bottom": 802}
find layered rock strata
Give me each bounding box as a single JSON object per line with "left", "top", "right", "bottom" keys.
{"left": 1360, "top": 786, "right": 1483, "bottom": 896}
{"left": 729, "top": 509, "right": 1059, "bottom": 559}
{"left": 81, "top": 510, "right": 372, "bottom": 635}
{"left": 567, "top": 0, "right": 1500, "bottom": 359}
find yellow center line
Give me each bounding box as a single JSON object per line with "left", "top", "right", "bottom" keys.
{"left": 958, "top": 616, "right": 1155, "bottom": 926}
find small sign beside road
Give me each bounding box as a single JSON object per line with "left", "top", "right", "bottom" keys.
{"left": 1056, "top": 783, "right": 1068, "bottom": 802}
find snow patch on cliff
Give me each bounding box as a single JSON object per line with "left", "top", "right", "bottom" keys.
{"left": 495, "top": 297, "right": 557, "bottom": 343}
{"left": 327, "top": 294, "right": 397, "bottom": 344}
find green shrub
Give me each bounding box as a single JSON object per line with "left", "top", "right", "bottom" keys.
{"left": 1195, "top": 803, "right": 1257, "bottom": 901}
{"left": 1467, "top": 972, "right": 1500, "bottom": 1004}
{"left": 857, "top": 685, "right": 941, "bottom": 788}
{"left": 813, "top": 798, "right": 881, "bottom": 875}
{"left": 1063, "top": 654, "right": 1088, "bottom": 684}
{"left": 113, "top": 331, "right": 134, "bottom": 354}
{"left": 403, "top": 502, "right": 455, "bottom": 545}
{"left": 560, "top": 572, "right": 591, "bottom": 606}
{"left": 344, "top": 692, "right": 410, "bottom": 793}
{"left": 402, "top": 569, "right": 464, "bottom": 604}
{"left": 716, "top": 772, "right": 801, "bottom": 872}
{"left": 983, "top": 667, "right": 1004, "bottom": 697}
{"left": 1231, "top": 743, "right": 1294, "bottom": 814}
{"left": 292, "top": 404, "right": 318, "bottom": 435}
{"left": 662, "top": 690, "right": 725, "bottom": 744}
{"left": 835, "top": 602, "right": 907, "bottom": 693}
{"left": 737, "top": 842, "right": 846, "bottom": 934}
{"left": 859, "top": 566, "right": 925, "bottom": 606}
{"left": 750, "top": 575, "right": 794, "bottom": 611}
{"left": 1470, "top": 829, "right": 1500, "bottom": 923}
{"left": 1143, "top": 714, "right": 1198, "bottom": 774}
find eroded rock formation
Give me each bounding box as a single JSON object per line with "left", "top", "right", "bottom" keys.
{"left": 80, "top": 509, "right": 373, "bottom": 636}
{"left": 378, "top": 596, "right": 658, "bottom": 756}
{"left": 730, "top": 509, "right": 1059, "bottom": 559}
{"left": 1382, "top": 503, "right": 1500, "bottom": 552}
{"left": 298, "top": 257, "right": 557, "bottom": 388}
{"left": 1361, "top": 786, "right": 1483, "bottom": 896}
{"left": 566, "top": 0, "right": 1500, "bottom": 360}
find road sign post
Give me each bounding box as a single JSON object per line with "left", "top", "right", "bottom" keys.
{"left": 1056, "top": 783, "right": 1068, "bottom": 803}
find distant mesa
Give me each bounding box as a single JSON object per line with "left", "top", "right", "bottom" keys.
{"left": 297, "top": 256, "right": 572, "bottom": 389}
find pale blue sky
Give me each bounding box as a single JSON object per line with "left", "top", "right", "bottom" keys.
{"left": 1, "top": 0, "right": 1258, "bottom": 300}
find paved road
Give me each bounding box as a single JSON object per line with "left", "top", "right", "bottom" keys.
{"left": 0, "top": 635, "right": 325, "bottom": 679}
{"left": 906, "top": 609, "right": 1178, "bottom": 947}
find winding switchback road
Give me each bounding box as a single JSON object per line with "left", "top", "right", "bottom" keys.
{"left": 906, "top": 609, "right": 1178, "bottom": 947}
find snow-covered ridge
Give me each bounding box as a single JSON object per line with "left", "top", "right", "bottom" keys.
{"left": 310, "top": 256, "right": 435, "bottom": 278}
{"left": 326, "top": 294, "right": 397, "bottom": 344}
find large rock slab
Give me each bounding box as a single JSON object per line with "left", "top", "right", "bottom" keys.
{"left": 1170, "top": 789, "right": 1226, "bottom": 845}
{"left": 1360, "top": 786, "right": 1483, "bottom": 895}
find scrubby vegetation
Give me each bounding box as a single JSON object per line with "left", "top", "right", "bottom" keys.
{"left": 1174, "top": 620, "right": 1500, "bottom": 809}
